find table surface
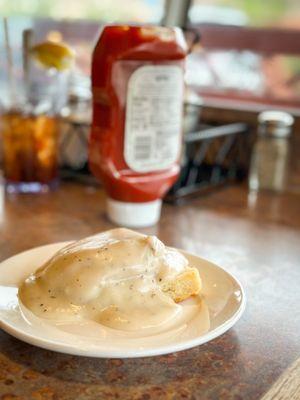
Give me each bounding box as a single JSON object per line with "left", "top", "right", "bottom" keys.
{"left": 0, "top": 182, "right": 299, "bottom": 400}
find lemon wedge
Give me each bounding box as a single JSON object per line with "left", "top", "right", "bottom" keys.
{"left": 30, "top": 41, "right": 75, "bottom": 71}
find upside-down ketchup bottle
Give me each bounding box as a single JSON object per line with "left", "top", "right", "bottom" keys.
{"left": 89, "top": 25, "right": 187, "bottom": 227}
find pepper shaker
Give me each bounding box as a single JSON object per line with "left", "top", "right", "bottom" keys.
{"left": 249, "top": 110, "right": 294, "bottom": 192}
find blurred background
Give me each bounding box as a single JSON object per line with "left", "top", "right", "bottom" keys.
{"left": 1, "top": 0, "right": 300, "bottom": 110}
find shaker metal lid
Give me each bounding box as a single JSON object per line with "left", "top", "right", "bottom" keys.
{"left": 258, "top": 110, "right": 294, "bottom": 138}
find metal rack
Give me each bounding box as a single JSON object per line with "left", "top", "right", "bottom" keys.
{"left": 165, "top": 122, "right": 252, "bottom": 203}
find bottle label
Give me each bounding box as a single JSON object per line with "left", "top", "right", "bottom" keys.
{"left": 124, "top": 65, "right": 183, "bottom": 172}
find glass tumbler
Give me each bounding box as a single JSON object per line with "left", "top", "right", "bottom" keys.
{"left": 1, "top": 60, "right": 69, "bottom": 193}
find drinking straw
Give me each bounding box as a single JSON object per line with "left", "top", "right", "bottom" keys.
{"left": 22, "top": 29, "right": 33, "bottom": 102}
{"left": 3, "top": 17, "right": 17, "bottom": 106}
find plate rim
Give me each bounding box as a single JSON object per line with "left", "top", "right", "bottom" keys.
{"left": 0, "top": 242, "right": 246, "bottom": 358}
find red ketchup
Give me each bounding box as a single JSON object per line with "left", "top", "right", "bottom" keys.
{"left": 89, "top": 25, "right": 187, "bottom": 227}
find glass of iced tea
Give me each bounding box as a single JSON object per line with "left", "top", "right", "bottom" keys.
{"left": 1, "top": 39, "right": 73, "bottom": 193}
{"left": 2, "top": 110, "right": 59, "bottom": 193}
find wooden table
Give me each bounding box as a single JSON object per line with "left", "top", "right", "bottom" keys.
{"left": 0, "top": 182, "right": 299, "bottom": 400}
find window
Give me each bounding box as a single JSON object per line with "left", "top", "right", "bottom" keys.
{"left": 0, "top": 0, "right": 164, "bottom": 23}
{"left": 190, "top": 0, "right": 300, "bottom": 29}
{"left": 187, "top": 0, "right": 300, "bottom": 110}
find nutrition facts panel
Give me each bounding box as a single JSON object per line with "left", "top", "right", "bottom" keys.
{"left": 124, "top": 65, "right": 183, "bottom": 173}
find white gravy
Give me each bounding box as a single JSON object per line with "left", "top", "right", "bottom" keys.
{"left": 19, "top": 228, "right": 195, "bottom": 333}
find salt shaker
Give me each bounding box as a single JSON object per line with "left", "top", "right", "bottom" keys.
{"left": 249, "top": 111, "right": 294, "bottom": 192}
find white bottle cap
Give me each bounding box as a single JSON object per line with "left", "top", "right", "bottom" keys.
{"left": 107, "top": 198, "right": 162, "bottom": 228}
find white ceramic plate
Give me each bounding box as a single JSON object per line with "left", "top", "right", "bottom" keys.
{"left": 0, "top": 243, "right": 245, "bottom": 358}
